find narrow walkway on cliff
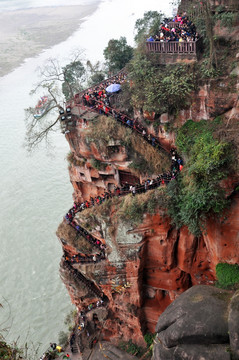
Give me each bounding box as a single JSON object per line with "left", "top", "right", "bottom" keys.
{"left": 63, "top": 259, "right": 106, "bottom": 300}
{"left": 59, "top": 69, "right": 185, "bottom": 322}
{"left": 61, "top": 70, "right": 183, "bottom": 269}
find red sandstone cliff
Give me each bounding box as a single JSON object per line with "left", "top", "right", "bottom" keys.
{"left": 56, "top": 61, "right": 239, "bottom": 350}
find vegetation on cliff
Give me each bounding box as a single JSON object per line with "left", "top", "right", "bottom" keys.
{"left": 85, "top": 115, "right": 171, "bottom": 175}
{"left": 167, "top": 119, "right": 233, "bottom": 235}
{"left": 216, "top": 263, "right": 239, "bottom": 289}
{"left": 57, "top": 221, "right": 100, "bottom": 254}
{"left": 128, "top": 59, "right": 196, "bottom": 115}
{"left": 0, "top": 302, "right": 40, "bottom": 360}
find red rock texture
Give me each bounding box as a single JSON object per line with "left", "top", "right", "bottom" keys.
{"left": 203, "top": 194, "right": 239, "bottom": 276}
{"left": 154, "top": 79, "right": 239, "bottom": 149}
{"left": 58, "top": 77, "right": 239, "bottom": 345}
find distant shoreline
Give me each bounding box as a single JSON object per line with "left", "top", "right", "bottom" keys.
{"left": 0, "top": 3, "right": 100, "bottom": 77}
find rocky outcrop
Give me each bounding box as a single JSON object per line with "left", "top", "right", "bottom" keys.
{"left": 153, "top": 285, "right": 238, "bottom": 360}
{"left": 57, "top": 50, "right": 239, "bottom": 350}
{"left": 88, "top": 341, "right": 138, "bottom": 359}
{"left": 157, "top": 77, "right": 239, "bottom": 148}
{"left": 58, "top": 100, "right": 239, "bottom": 346}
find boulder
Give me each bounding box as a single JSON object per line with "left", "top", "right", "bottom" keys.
{"left": 153, "top": 285, "right": 235, "bottom": 359}
{"left": 156, "top": 285, "right": 231, "bottom": 348}
{"left": 153, "top": 340, "right": 231, "bottom": 360}
{"left": 228, "top": 290, "right": 239, "bottom": 359}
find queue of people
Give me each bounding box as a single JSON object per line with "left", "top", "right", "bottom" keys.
{"left": 63, "top": 68, "right": 184, "bottom": 267}
{"left": 57, "top": 67, "right": 186, "bottom": 358}
{"left": 147, "top": 14, "right": 199, "bottom": 43}
{"left": 63, "top": 149, "right": 183, "bottom": 266}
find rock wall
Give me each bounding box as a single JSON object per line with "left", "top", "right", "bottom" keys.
{"left": 156, "top": 77, "right": 239, "bottom": 148}
{"left": 57, "top": 63, "right": 239, "bottom": 349}
{"left": 153, "top": 285, "right": 239, "bottom": 360}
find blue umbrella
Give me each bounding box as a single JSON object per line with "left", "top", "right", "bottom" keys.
{"left": 106, "top": 83, "right": 121, "bottom": 93}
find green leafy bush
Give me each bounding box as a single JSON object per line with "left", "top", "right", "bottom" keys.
{"left": 129, "top": 154, "right": 155, "bottom": 175}
{"left": 103, "top": 37, "right": 133, "bottom": 73}
{"left": 58, "top": 331, "right": 69, "bottom": 347}
{"left": 90, "top": 158, "right": 107, "bottom": 171}
{"left": 67, "top": 152, "right": 86, "bottom": 167}
{"left": 118, "top": 188, "right": 167, "bottom": 226}
{"left": 119, "top": 340, "right": 144, "bottom": 357}
{"left": 216, "top": 263, "right": 239, "bottom": 289}
{"left": 199, "top": 60, "right": 222, "bottom": 78}
{"left": 129, "top": 59, "right": 196, "bottom": 114}
{"left": 215, "top": 12, "right": 237, "bottom": 28}
{"left": 167, "top": 119, "right": 232, "bottom": 235}
{"left": 144, "top": 332, "right": 156, "bottom": 347}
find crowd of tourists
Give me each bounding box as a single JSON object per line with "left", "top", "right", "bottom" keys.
{"left": 76, "top": 84, "right": 168, "bottom": 152}
{"left": 65, "top": 158, "right": 182, "bottom": 218}
{"left": 147, "top": 13, "right": 199, "bottom": 43}
{"left": 74, "top": 71, "right": 127, "bottom": 107}
{"left": 64, "top": 71, "right": 184, "bottom": 264}
{"left": 58, "top": 65, "right": 187, "bottom": 357}
{"left": 63, "top": 147, "right": 183, "bottom": 266}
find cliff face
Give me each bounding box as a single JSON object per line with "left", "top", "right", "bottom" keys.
{"left": 58, "top": 81, "right": 239, "bottom": 344}
{"left": 154, "top": 78, "right": 239, "bottom": 148}
{"left": 56, "top": 66, "right": 239, "bottom": 349}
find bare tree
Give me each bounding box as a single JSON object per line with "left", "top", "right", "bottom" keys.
{"left": 24, "top": 51, "right": 86, "bottom": 152}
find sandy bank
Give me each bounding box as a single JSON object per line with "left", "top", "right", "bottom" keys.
{"left": 0, "top": 3, "right": 100, "bottom": 77}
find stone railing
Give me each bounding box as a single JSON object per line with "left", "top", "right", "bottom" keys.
{"left": 146, "top": 37, "right": 203, "bottom": 55}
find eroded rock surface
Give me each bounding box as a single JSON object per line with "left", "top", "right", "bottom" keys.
{"left": 88, "top": 341, "right": 138, "bottom": 360}
{"left": 153, "top": 285, "right": 237, "bottom": 360}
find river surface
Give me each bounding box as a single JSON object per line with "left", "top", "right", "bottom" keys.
{"left": 0, "top": 0, "right": 172, "bottom": 354}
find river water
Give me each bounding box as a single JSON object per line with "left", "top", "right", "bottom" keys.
{"left": 0, "top": 0, "right": 172, "bottom": 354}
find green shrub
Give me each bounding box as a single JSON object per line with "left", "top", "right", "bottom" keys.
{"left": 58, "top": 331, "right": 69, "bottom": 347}
{"left": 90, "top": 158, "right": 107, "bottom": 171}
{"left": 144, "top": 332, "right": 156, "bottom": 347}
{"left": 119, "top": 340, "right": 144, "bottom": 357}
{"left": 129, "top": 154, "right": 155, "bottom": 175}
{"left": 167, "top": 119, "right": 233, "bottom": 235}
{"left": 199, "top": 60, "right": 222, "bottom": 78}
{"left": 118, "top": 188, "right": 167, "bottom": 226}
{"left": 215, "top": 12, "right": 237, "bottom": 28}
{"left": 64, "top": 309, "right": 77, "bottom": 331}
{"left": 216, "top": 263, "right": 239, "bottom": 289}
{"left": 67, "top": 151, "right": 86, "bottom": 167}
{"left": 129, "top": 59, "right": 196, "bottom": 114}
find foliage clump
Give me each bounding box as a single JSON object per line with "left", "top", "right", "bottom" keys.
{"left": 128, "top": 58, "right": 196, "bottom": 114}
{"left": 86, "top": 115, "right": 170, "bottom": 174}
{"left": 90, "top": 158, "right": 107, "bottom": 171}
{"left": 67, "top": 152, "right": 86, "bottom": 167}
{"left": 119, "top": 333, "right": 155, "bottom": 359}
{"left": 56, "top": 221, "right": 97, "bottom": 254}
{"left": 134, "top": 11, "right": 163, "bottom": 44}
{"left": 118, "top": 188, "right": 167, "bottom": 226}
{"left": 167, "top": 119, "right": 233, "bottom": 236}
{"left": 215, "top": 11, "right": 238, "bottom": 28}
{"left": 216, "top": 263, "right": 239, "bottom": 289}
{"left": 119, "top": 340, "right": 144, "bottom": 357}
{"left": 103, "top": 36, "right": 133, "bottom": 73}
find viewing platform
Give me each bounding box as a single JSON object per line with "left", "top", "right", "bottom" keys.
{"left": 146, "top": 37, "right": 203, "bottom": 64}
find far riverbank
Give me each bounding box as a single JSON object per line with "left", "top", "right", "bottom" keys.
{"left": 0, "top": 2, "right": 100, "bottom": 77}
